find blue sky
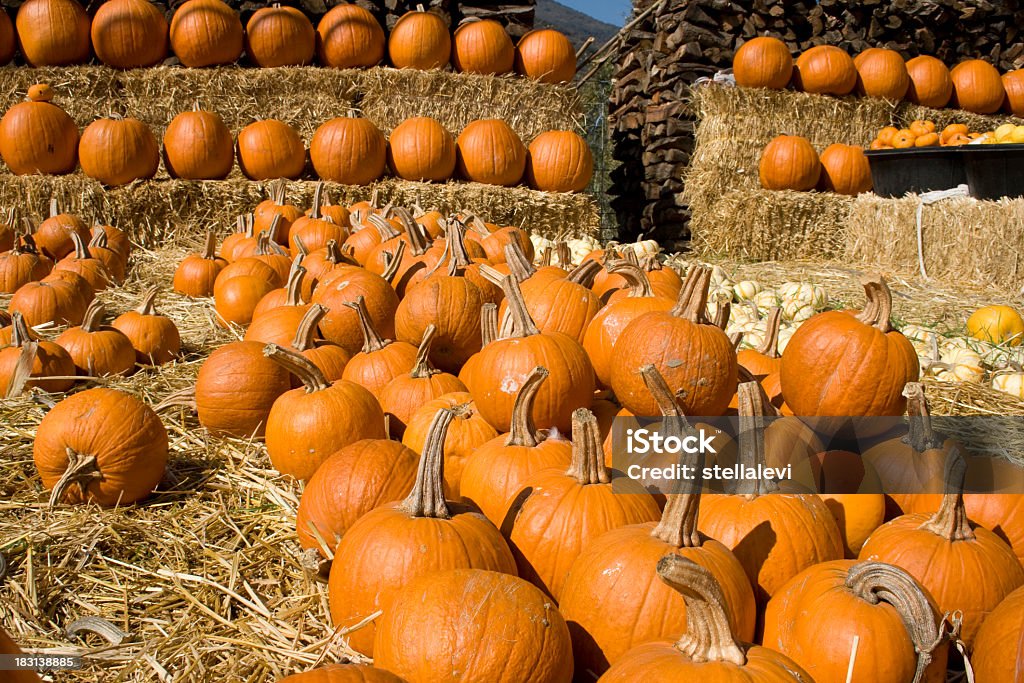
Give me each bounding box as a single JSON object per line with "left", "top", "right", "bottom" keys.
{"left": 559, "top": 0, "right": 631, "bottom": 26}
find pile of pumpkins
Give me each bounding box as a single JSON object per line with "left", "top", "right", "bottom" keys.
{"left": 13, "top": 185, "right": 1024, "bottom": 681}
{"left": 733, "top": 35, "right": 1024, "bottom": 116}
{"left": 0, "top": 84, "right": 593, "bottom": 192}
{"left": 1, "top": 0, "right": 576, "bottom": 82}
{"left": 758, "top": 133, "right": 871, "bottom": 195}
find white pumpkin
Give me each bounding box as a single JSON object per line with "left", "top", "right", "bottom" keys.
{"left": 900, "top": 324, "right": 936, "bottom": 346}
{"left": 992, "top": 372, "right": 1024, "bottom": 399}
{"left": 566, "top": 236, "right": 599, "bottom": 265}
{"left": 930, "top": 347, "right": 985, "bottom": 384}
{"left": 776, "top": 325, "right": 796, "bottom": 353}
{"left": 753, "top": 289, "right": 780, "bottom": 311}
{"left": 530, "top": 234, "right": 554, "bottom": 260}
{"left": 778, "top": 282, "right": 828, "bottom": 309}
{"left": 782, "top": 298, "right": 816, "bottom": 322}
{"left": 733, "top": 280, "right": 762, "bottom": 301}
{"left": 622, "top": 238, "right": 660, "bottom": 259}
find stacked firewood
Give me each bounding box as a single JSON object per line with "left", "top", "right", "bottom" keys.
{"left": 608, "top": 0, "right": 1024, "bottom": 243}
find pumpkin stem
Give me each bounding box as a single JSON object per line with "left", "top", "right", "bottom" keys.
{"left": 48, "top": 448, "right": 102, "bottom": 507}
{"left": 323, "top": 239, "right": 346, "bottom": 265}
{"left": 49, "top": 198, "right": 59, "bottom": 218}
{"left": 5, "top": 339, "right": 38, "bottom": 398}
{"left": 712, "top": 300, "right": 730, "bottom": 330}
{"left": 541, "top": 246, "right": 553, "bottom": 266}
{"left": 394, "top": 207, "right": 429, "bottom": 257}
{"left": 368, "top": 213, "right": 401, "bottom": 242}
{"left": 608, "top": 260, "right": 655, "bottom": 298}
{"left": 855, "top": 274, "right": 895, "bottom": 333}
{"left": 622, "top": 248, "right": 640, "bottom": 266}
{"left": 652, "top": 493, "right": 703, "bottom": 549}
{"left": 845, "top": 561, "right": 945, "bottom": 683}
{"left": 270, "top": 178, "right": 287, "bottom": 205}
{"left": 730, "top": 331, "right": 743, "bottom": 351}
{"left": 198, "top": 231, "right": 217, "bottom": 260}
{"left": 447, "top": 219, "right": 475, "bottom": 269}
{"left": 344, "top": 295, "right": 391, "bottom": 354}
{"left": 410, "top": 324, "right": 439, "bottom": 379}
{"left": 671, "top": 265, "right": 712, "bottom": 323}
{"left": 565, "top": 258, "right": 602, "bottom": 287}
{"left": 309, "top": 182, "right": 324, "bottom": 220}
{"left": 504, "top": 241, "right": 536, "bottom": 282}
{"left": 477, "top": 263, "right": 506, "bottom": 287}
{"left": 69, "top": 230, "right": 89, "bottom": 260}
{"left": 736, "top": 381, "right": 779, "bottom": 497}
{"left": 136, "top": 286, "right": 161, "bottom": 316}
{"left": 499, "top": 274, "right": 541, "bottom": 338}
{"left": 641, "top": 363, "right": 706, "bottom": 511}
{"left": 80, "top": 299, "right": 106, "bottom": 333}
{"left": 506, "top": 366, "right": 548, "bottom": 448}
{"left": 263, "top": 343, "right": 331, "bottom": 393}
{"left": 918, "top": 446, "right": 974, "bottom": 541}
{"left": 467, "top": 215, "right": 491, "bottom": 235}
{"left": 293, "top": 234, "right": 309, "bottom": 258}
{"left": 398, "top": 408, "right": 455, "bottom": 519}
{"left": 380, "top": 240, "right": 407, "bottom": 283}
{"left": 283, "top": 260, "right": 306, "bottom": 307}
{"left": 756, "top": 307, "right": 782, "bottom": 358}
{"left": 88, "top": 229, "right": 108, "bottom": 251}
{"left": 566, "top": 408, "right": 609, "bottom": 485}
{"left": 291, "top": 304, "right": 328, "bottom": 352}
{"left": 902, "top": 383, "right": 946, "bottom": 452}
{"left": 481, "top": 303, "right": 499, "bottom": 346}
{"left": 266, "top": 213, "right": 284, "bottom": 246}
{"left": 9, "top": 311, "right": 32, "bottom": 347}
{"left": 658, "top": 554, "right": 747, "bottom": 666}
{"left": 556, "top": 242, "right": 571, "bottom": 268}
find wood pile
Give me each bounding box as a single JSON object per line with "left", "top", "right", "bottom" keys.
{"left": 609, "top": 0, "right": 1024, "bottom": 244}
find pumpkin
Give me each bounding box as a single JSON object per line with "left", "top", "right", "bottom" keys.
{"left": 245, "top": 270, "right": 310, "bottom": 347}
{"left": 455, "top": 119, "right": 526, "bottom": 186}
{"left": 0, "top": 233, "right": 52, "bottom": 293}
{"left": 905, "top": 55, "right": 953, "bottom": 108}
{"left": 737, "top": 306, "right": 783, "bottom": 379}
{"left": 459, "top": 367, "right": 573, "bottom": 524}
{"left": 278, "top": 664, "right": 406, "bottom": 683}
{"left": 610, "top": 265, "right": 737, "bottom": 417}
{"left": 34, "top": 200, "right": 90, "bottom": 260}
{"left": 387, "top": 116, "right": 456, "bottom": 182}
{"left": 816, "top": 480, "right": 887, "bottom": 558}
{"left": 763, "top": 560, "right": 948, "bottom": 682}
{"left": 950, "top": 59, "right": 1005, "bottom": 115}
{"left": 53, "top": 231, "right": 114, "bottom": 290}
{"left": 290, "top": 184, "right": 349, "bottom": 254}
{"left": 0, "top": 11, "right": 13, "bottom": 66}
{"left": 15, "top": 0, "right": 90, "bottom": 66}
{"left": 388, "top": 7, "right": 450, "bottom": 70}
{"left": 237, "top": 119, "right": 305, "bottom": 181}
{"left": 794, "top": 45, "right": 857, "bottom": 95}
{"left": 560, "top": 483, "right": 757, "bottom": 677}
{"left": 251, "top": 256, "right": 304, "bottom": 317}
{"left": 0, "top": 208, "right": 13, "bottom": 252}
{"left": 402, "top": 391, "right": 499, "bottom": 502}
{"left": 163, "top": 106, "right": 234, "bottom": 180}
{"left": 315, "top": 3, "right": 384, "bottom": 68}
{"left": 780, "top": 275, "right": 919, "bottom": 430}
{"left": 195, "top": 340, "right": 291, "bottom": 439}
{"left": 34, "top": 387, "right": 168, "bottom": 505}
{"left": 300, "top": 239, "right": 355, "bottom": 298}
{"left": 169, "top": 0, "right": 243, "bottom": 67}
{"left": 759, "top": 134, "right": 821, "bottom": 191}
{"left": 492, "top": 259, "right": 600, "bottom": 344}
{"left": 283, "top": 304, "right": 349, "bottom": 384}
{"left": 376, "top": 209, "right": 442, "bottom": 297}
{"left": 374, "top": 568, "right": 572, "bottom": 683}
{"left": 451, "top": 19, "right": 513, "bottom": 74}
{"left": 55, "top": 300, "right": 135, "bottom": 377}
{"left": 305, "top": 187, "right": 351, "bottom": 227}
{"left": 733, "top": 36, "right": 793, "bottom": 90}
{"left": 966, "top": 304, "right": 1024, "bottom": 346}
{"left": 0, "top": 87, "right": 79, "bottom": 175}
{"left": 340, "top": 295, "right": 418, "bottom": 398}
{"left": 85, "top": 230, "right": 126, "bottom": 283}
{"left": 0, "top": 626, "right": 42, "bottom": 683}
{"left": 112, "top": 286, "right": 181, "bottom": 365}
{"left": 379, "top": 325, "right": 468, "bottom": 437}
{"left": 311, "top": 265, "right": 399, "bottom": 355}
{"left": 263, "top": 344, "right": 385, "bottom": 481}
{"left": 8, "top": 274, "right": 88, "bottom": 328}
{"left": 328, "top": 409, "right": 517, "bottom": 656}
{"left": 524, "top": 129, "right": 593, "bottom": 193}
{"left": 699, "top": 382, "right": 844, "bottom": 610}
{"left": 971, "top": 584, "right": 1024, "bottom": 682}
{"left": 0, "top": 312, "right": 75, "bottom": 395}
{"left": 214, "top": 273, "right": 276, "bottom": 327}
{"left": 505, "top": 408, "right": 661, "bottom": 600}
{"left": 514, "top": 29, "right": 575, "bottom": 83}
{"left": 245, "top": 4, "right": 314, "bottom": 67}
{"left": 91, "top": 0, "right": 168, "bottom": 68}
{"left": 854, "top": 48, "right": 910, "bottom": 100}
{"left": 311, "top": 115, "right": 386, "bottom": 185}
{"left": 1003, "top": 69, "right": 1024, "bottom": 117}
{"left": 818, "top": 142, "right": 872, "bottom": 195}
{"left": 602, "top": 554, "right": 812, "bottom": 682}
{"left": 79, "top": 116, "right": 160, "bottom": 186}
{"left": 173, "top": 232, "right": 226, "bottom": 297}
{"left": 219, "top": 214, "right": 253, "bottom": 262}
{"left": 254, "top": 181, "right": 303, "bottom": 244}
{"left": 858, "top": 453, "right": 1024, "bottom": 645}
{"left": 462, "top": 274, "right": 595, "bottom": 433}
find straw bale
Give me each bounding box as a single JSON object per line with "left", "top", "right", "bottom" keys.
{"left": 683, "top": 85, "right": 894, "bottom": 215}
{"left": 895, "top": 102, "right": 1024, "bottom": 135}
{"left": 845, "top": 194, "right": 1024, "bottom": 293}
{"left": 690, "top": 188, "right": 853, "bottom": 262}
{"left": 0, "top": 175, "right": 600, "bottom": 247}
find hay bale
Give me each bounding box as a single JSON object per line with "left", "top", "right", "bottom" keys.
{"left": 895, "top": 102, "right": 1024, "bottom": 135}
{"left": 0, "top": 65, "right": 582, "bottom": 141}
{"left": 0, "top": 174, "right": 599, "bottom": 247}
{"left": 683, "top": 85, "right": 894, "bottom": 215}
{"left": 845, "top": 194, "right": 1024, "bottom": 293}
{"left": 691, "top": 188, "right": 852, "bottom": 261}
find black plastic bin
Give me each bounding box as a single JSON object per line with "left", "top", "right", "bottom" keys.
{"left": 864, "top": 147, "right": 966, "bottom": 197}
{"left": 961, "top": 144, "right": 1024, "bottom": 200}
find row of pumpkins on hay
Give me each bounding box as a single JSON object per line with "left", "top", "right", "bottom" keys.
{"left": 733, "top": 35, "right": 1024, "bottom": 117}
{"left": 1, "top": 0, "right": 576, "bottom": 81}
{"left": 2, "top": 192, "right": 1024, "bottom": 681}
{"left": 0, "top": 85, "right": 592, "bottom": 191}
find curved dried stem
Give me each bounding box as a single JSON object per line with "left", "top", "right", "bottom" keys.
{"left": 712, "top": 300, "right": 730, "bottom": 330}
{"left": 556, "top": 242, "right": 571, "bottom": 268}
{"left": 135, "top": 286, "right": 161, "bottom": 316}
{"left": 565, "top": 259, "right": 601, "bottom": 287}
{"left": 918, "top": 446, "right": 974, "bottom": 541}
{"left": 291, "top": 304, "right": 328, "bottom": 352}
{"left": 652, "top": 493, "right": 703, "bottom": 548}
{"left": 398, "top": 408, "right": 454, "bottom": 519}
{"left": 48, "top": 448, "right": 102, "bottom": 507}
{"left": 729, "top": 331, "right": 743, "bottom": 351}
{"left": 506, "top": 366, "right": 548, "bottom": 448}
{"left": 80, "top": 299, "right": 106, "bottom": 333}
{"left": 394, "top": 207, "right": 429, "bottom": 257}
{"left": 263, "top": 343, "right": 331, "bottom": 393}
{"left": 5, "top": 340, "right": 38, "bottom": 398}
{"left": 480, "top": 303, "right": 498, "bottom": 346}
{"left": 343, "top": 296, "right": 390, "bottom": 353}
{"left": 902, "top": 383, "right": 946, "bottom": 452}
{"left": 757, "top": 307, "right": 782, "bottom": 358}
{"left": 200, "top": 231, "right": 218, "bottom": 260}
{"left": 284, "top": 261, "right": 306, "bottom": 307}
{"left": 380, "top": 240, "right": 407, "bottom": 283}
{"left": 670, "top": 265, "right": 712, "bottom": 323}
{"left": 9, "top": 311, "right": 31, "bottom": 347}
{"left": 608, "top": 260, "right": 654, "bottom": 297}
{"left": 854, "top": 274, "right": 894, "bottom": 333}
{"left": 292, "top": 233, "right": 309, "bottom": 258}
{"left": 736, "top": 381, "right": 778, "bottom": 496}
{"left": 410, "top": 324, "right": 439, "bottom": 379}
{"left": 499, "top": 275, "right": 540, "bottom": 338}
{"left": 640, "top": 364, "right": 682, "bottom": 418}
{"left": 308, "top": 182, "right": 324, "bottom": 220}
{"left": 503, "top": 241, "right": 536, "bottom": 282}
{"left": 566, "top": 408, "right": 609, "bottom": 485}
{"left": 367, "top": 213, "right": 401, "bottom": 242}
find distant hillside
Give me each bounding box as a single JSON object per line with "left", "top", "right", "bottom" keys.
{"left": 536, "top": 0, "right": 619, "bottom": 51}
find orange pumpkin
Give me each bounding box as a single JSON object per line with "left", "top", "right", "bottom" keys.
{"left": 759, "top": 134, "right": 821, "bottom": 191}
{"left": 950, "top": 59, "right": 1005, "bottom": 114}
{"left": 905, "top": 55, "right": 953, "bottom": 108}
{"left": 0, "top": 11, "right": 13, "bottom": 66}
{"left": 340, "top": 295, "right": 419, "bottom": 398}
{"left": 173, "top": 232, "right": 227, "bottom": 297}
{"left": 277, "top": 664, "right": 406, "bottom": 683}
{"left": 311, "top": 115, "right": 386, "bottom": 185}
{"left": 15, "top": 0, "right": 90, "bottom": 66}
{"left": 78, "top": 116, "right": 160, "bottom": 187}
{"left": 244, "top": 4, "right": 314, "bottom": 67}
{"left": 524, "top": 129, "right": 593, "bottom": 192}
{"left": 455, "top": 119, "right": 526, "bottom": 186}
{"left": 0, "top": 234, "right": 52, "bottom": 293}
{"left": 818, "top": 142, "right": 872, "bottom": 195}
{"left": 387, "top": 116, "right": 455, "bottom": 182}
{"left": 237, "top": 119, "right": 305, "bottom": 181}
{"left": 0, "top": 87, "right": 79, "bottom": 175}
{"left": 387, "top": 7, "right": 450, "bottom": 70}
{"left": 169, "top": 0, "right": 243, "bottom": 67}
{"left": 112, "top": 286, "right": 181, "bottom": 365}
{"left": 316, "top": 3, "right": 384, "bottom": 68}
{"left": 195, "top": 340, "right": 291, "bottom": 439}
{"left": 91, "top": 0, "right": 168, "bottom": 68}
{"left": 55, "top": 300, "right": 135, "bottom": 378}
{"left": 1002, "top": 69, "right": 1024, "bottom": 117}
{"left": 853, "top": 47, "right": 910, "bottom": 100}
{"left": 794, "top": 45, "right": 857, "bottom": 95}
{"left": 163, "top": 108, "right": 234, "bottom": 180}
{"left": 892, "top": 129, "right": 916, "bottom": 148}
{"left": 732, "top": 35, "right": 793, "bottom": 89}
{"left": 514, "top": 28, "right": 575, "bottom": 83}
{"left": 0, "top": 626, "right": 42, "bottom": 683}
{"left": 311, "top": 265, "right": 399, "bottom": 355}
{"left": 451, "top": 19, "right": 513, "bottom": 74}
{"left": 971, "top": 585, "right": 1024, "bottom": 682}
{"left": 0, "top": 312, "right": 75, "bottom": 395}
